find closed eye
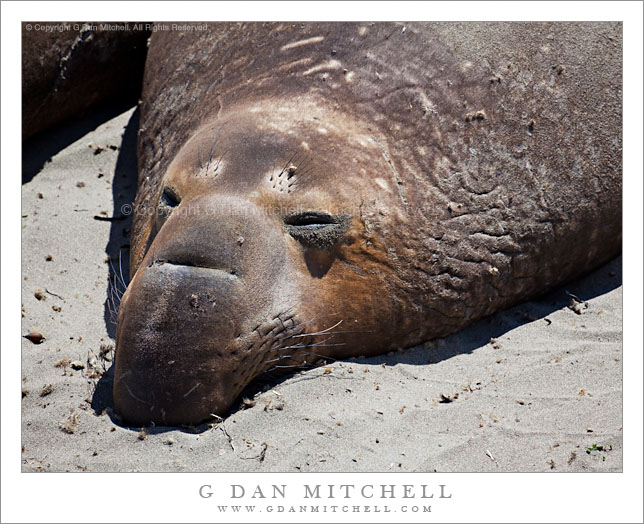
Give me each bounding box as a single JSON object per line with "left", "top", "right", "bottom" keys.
{"left": 284, "top": 212, "right": 338, "bottom": 228}
{"left": 284, "top": 212, "right": 351, "bottom": 249}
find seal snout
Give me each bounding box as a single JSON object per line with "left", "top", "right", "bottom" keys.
{"left": 113, "top": 261, "right": 243, "bottom": 425}
{"left": 114, "top": 194, "right": 295, "bottom": 426}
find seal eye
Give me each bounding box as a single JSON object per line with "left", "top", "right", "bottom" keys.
{"left": 161, "top": 187, "right": 181, "bottom": 208}
{"left": 285, "top": 212, "right": 336, "bottom": 229}
{"left": 284, "top": 212, "right": 351, "bottom": 249}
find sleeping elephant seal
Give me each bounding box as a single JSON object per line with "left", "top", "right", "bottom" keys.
{"left": 113, "top": 22, "right": 621, "bottom": 426}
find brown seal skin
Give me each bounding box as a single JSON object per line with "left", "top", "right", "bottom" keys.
{"left": 22, "top": 22, "right": 150, "bottom": 139}
{"left": 114, "top": 22, "right": 622, "bottom": 426}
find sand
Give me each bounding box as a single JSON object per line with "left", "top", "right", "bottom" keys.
{"left": 20, "top": 105, "right": 623, "bottom": 474}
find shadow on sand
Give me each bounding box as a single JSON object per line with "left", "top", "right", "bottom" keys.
{"left": 22, "top": 100, "right": 140, "bottom": 185}
{"left": 88, "top": 109, "right": 139, "bottom": 422}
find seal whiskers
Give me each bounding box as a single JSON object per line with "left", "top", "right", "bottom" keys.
{"left": 107, "top": 251, "right": 128, "bottom": 324}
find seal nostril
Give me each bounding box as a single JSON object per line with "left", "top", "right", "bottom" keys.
{"left": 147, "top": 258, "right": 239, "bottom": 277}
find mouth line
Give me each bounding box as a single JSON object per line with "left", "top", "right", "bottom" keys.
{"left": 151, "top": 259, "right": 238, "bottom": 277}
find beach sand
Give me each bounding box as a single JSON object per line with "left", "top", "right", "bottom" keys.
{"left": 20, "top": 106, "right": 622, "bottom": 473}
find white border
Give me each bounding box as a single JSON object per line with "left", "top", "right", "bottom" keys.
{"left": 2, "top": 2, "right": 642, "bottom": 523}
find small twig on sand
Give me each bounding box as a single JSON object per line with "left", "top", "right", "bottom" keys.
{"left": 211, "top": 414, "right": 234, "bottom": 452}
{"left": 93, "top": 214, "right": 127, "bottom": 222}
{"left": 45, "top": 288, "right": 64, "bottom": 300}
{"left": 240, "top": 442, "right": 268, "bottom": 462}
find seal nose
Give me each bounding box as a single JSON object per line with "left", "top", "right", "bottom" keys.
{"left": 113, "top": 261, "right": 242, "bottom": 425}
{"left": 113, "top": 194, "right": 295, "bottom": 426}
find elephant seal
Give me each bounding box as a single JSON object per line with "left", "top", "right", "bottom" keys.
{"left": 22, "top": 22, "right": 149, "bottom": 139}
{"left": 113, "top": 22, "right": 622, "bottom": 426}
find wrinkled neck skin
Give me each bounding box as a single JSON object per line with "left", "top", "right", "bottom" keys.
{"left": 114, "top": 96, "right": 414, "bottom": 425}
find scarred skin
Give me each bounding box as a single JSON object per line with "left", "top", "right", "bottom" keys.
{"left": 113, "top": 22, "right": 622, "bottom": 426}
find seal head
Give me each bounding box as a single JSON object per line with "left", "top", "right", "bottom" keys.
{"left": 114, "top": 100, "right": 402, "bottom": 425}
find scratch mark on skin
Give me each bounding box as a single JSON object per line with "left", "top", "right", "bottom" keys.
{"left": 114, "top": 369, "right": 131, "bottom": 384}
{"left": 183, "top": 382, "right": 201, "bottom": 398}
{"left": 32, "top": 27, "right": 95, "bottom": 119}
{"left": 275, "top": 57, "right": 313, "bottom": 73}
{"left": 124, "top": 381, "right": 149, "bottom": 405}
{"left": 205, "top": 124, "right": 227, "bottom": 175}
{"left": 371, "top": 137, "right": 408, "bottom": 208}
{"left": 302, "top": 60, "right": 343, "bottom": 76}
{"left": 281, "top": 36, "right": 325, "bottom": 51}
